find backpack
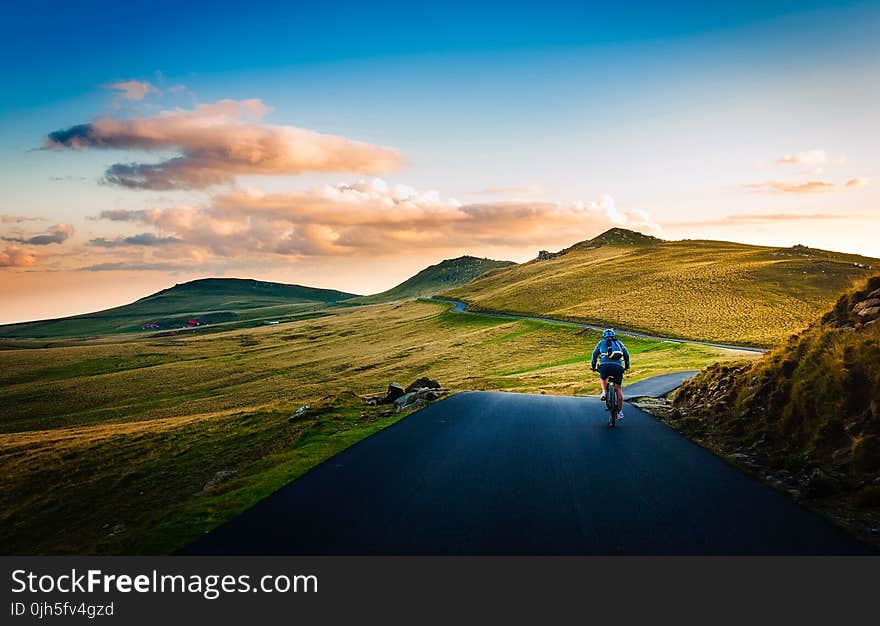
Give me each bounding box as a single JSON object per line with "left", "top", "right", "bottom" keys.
{"left": 603, "top": 338, "right": 624, "bottom": 361}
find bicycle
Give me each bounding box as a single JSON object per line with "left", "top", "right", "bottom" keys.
{"left": 605, "top": 378, "right": 620, "bottom": 427}
{"left": 592, "top": 366, "right": 622, "bottom": 427}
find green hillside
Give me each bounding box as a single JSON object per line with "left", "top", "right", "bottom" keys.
{"left": 0, "top": 278, "right": 359, "bottom": 339}
{"left": 352, "top": 255, "right": 514, "bottom": 304}
{"left": 445, "top": 228, "right": 879, "bottom": 347}
{"left": 670, "top": 276, "right": 880, "bottom": 544}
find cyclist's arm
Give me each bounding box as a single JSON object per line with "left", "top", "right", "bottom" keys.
{"left": 590, "top": 344, "right": 600, "bottom": 369}
{"left": 622, "top": 343, "right": 630, "bottom": 369}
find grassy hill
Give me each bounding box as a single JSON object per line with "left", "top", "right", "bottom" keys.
{"left": 0, "top": 278, "right": 359, "bottom": 339}
{"left": 0, "top": 299, "right": 749, "bottom": 554}
{"left": 352, "top": 255, "right": 514, "bottom": 304}
{"left": 670, "top": 276, "right": 880, "bottom": 545}
{"left": 444, "top": 228, "right": 879, "bottom": 347}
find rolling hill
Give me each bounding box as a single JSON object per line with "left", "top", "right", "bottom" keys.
{"left": 444, "top": 228, "right": 879, "bottom": 347}
{"left": 350, "top": 255, "right": 515, "bottom": 304}
{"left": 0, "top": 278, "right": 360, "bottom": 339}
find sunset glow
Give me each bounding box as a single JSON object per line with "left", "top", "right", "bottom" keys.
{"left": 2, "top": 0, "right": 878, "bottom": 323}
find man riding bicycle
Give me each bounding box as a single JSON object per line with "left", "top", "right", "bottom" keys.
{"left": 590, "top": 329, "right": 630, "bottom": 421}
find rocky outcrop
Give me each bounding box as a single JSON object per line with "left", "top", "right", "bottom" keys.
{"left": 384, "top": 382, "right": 406, "bottom": 404}
{"left": 288, "top": 404, "right": 310, "bottom": 422}
{"left": 364, "top": 378, "right": 448, "bottom": 411}
{"left": 666, "top": 275, "right": 880, "bottom": 546}
{"left": 405, "top": 377, "right": 441, "bottom": 393}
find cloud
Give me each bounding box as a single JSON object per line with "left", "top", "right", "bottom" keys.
{"left": 1, "top": 223, "right": 74, "bottom": 245}
{"left": 0, "top": 246, "right": 37, "bottom": 268}
{"left": 744, "top": 178, "right": 868, "bottom": 193}
{"left": 777, "top": 149, "right": 827, "bottom": 166}
{"left": 45, "top": 100, "right": 403, "bottom": 190}
{"left": 105, "top": 80, "right": 158, "bottom": 101}
{"left": 845, "top": 176, "right": 870, "bottom": 188}
{"left": 89, "top": 233, "right": 183, "bottom": 247}
{"left": 1, "top": 214, "right": 43, "bottom": 224}
{"left": 92, "top": 178, "right": 659, "bottom": 260}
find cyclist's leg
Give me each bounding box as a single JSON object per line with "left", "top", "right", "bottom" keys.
{"left": 613, "top": 366, "right": 624, "bottom": 414}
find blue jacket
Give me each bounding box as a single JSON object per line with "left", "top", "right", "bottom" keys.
{"left": 591, "top": 338, "right": 630, "bottom": 370}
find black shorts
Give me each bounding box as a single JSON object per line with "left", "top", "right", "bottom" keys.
{"left": 597, "top": 362, "right": 625, "bottom": 385}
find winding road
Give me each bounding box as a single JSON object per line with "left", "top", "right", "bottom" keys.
{"left": 183, "top": 389, "right": 868, "bottom": 555}
{"left": 432, "top": 297, "right": 766, "bottom": 353}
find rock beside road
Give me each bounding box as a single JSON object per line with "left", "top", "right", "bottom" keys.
{"left": 405, "top": 377, "right": 441, "bottom": 393}
{"left": 383, "top": 382, "right": 406, "bottom": 404}
{"left": 364, "top": 377, "right": 448, "bottom": 411}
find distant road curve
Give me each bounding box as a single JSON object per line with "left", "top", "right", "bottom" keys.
{"left": 431, "top": 297, "right": 766, "bottom": 354}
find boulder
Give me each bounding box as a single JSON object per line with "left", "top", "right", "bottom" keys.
{"left": 288, "top": 405, "right": 310, "bottom": 422}
{"left": 853, "top": 298, "right": 880, "bottom": 313}
{"left": 196, "top": 469, "right": 237, "bottom": 496}
{"left": 394, "top": 392, "right": 416, "bottom": 411}
{"left": 394, "top": 387, "right": 445, "bottom": 412}
{"left": 384, "top": 382, "right": 406, "bottom": 404}
{"left": 406, "top": 377, "right": 441, "bottom": 393}
{"left": 858, "top": 306, "right": 880, "bottom": 319}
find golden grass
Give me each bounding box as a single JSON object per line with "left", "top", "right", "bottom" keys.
{"left": 445, "top": 239, "right": 879, "bottom": 347}
{"left": 0, "top": 300, "right": 754, "bottom": 554}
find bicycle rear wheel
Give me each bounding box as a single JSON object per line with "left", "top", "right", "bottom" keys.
{"left": 607, "top": 382, "right": 617, "bottom": 427}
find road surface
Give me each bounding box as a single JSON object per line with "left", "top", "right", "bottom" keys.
{"left": 432, "top": 298, "right": 765, "bottom": 353}
{"left": 183, "top": 391, "right": 868, "bottom": 555}
{"left": 623, "top": 371, "right": 699, "bottom": 398}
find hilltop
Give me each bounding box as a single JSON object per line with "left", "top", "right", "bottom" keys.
{"left": 0, "top": 278, "right": 359, "bottom": 339}
{"left": 445, "top": 228, "right": 879, "bottom": 347}
{"left": 352, "top": 255, "right": 515, "bottom": 304}
{"left": 567, "top": 226, "right": 663, "bottom": 251}
{"left": 670, "top": 276, "right": 880, "bottom": 544}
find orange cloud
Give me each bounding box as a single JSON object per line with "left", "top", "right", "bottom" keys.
{"left": 1, "top": 214, "right": 43, "bottom": 224}
{"left": 744, "top": 178, "right": 868, "bottom": 193}
{"left": 91, "top": 178, "right": 659, "bottom": 262}
{"left": 0, "top": 246, "right": 37, "bottom": 268}
{"left": 45, "top": 100, "right": 403, "bottom": 190}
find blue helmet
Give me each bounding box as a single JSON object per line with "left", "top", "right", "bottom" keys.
{"left": 603, "top": 328, "right": 616, "bottom": 339}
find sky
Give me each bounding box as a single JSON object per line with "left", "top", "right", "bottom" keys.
{"left": 1, "top": 0, "right": 878, "bottom": 323}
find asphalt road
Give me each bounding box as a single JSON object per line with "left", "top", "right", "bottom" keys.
{"left": 433, "top": 298, "right": 765, "bottom": 353}
{"left": 183, "top": 391, "right": 869, "bottom": 555}
{"left": 623, "top": 371, "right": 699, "bottom": 398}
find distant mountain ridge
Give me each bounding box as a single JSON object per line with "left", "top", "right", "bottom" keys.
{"left": 0, "top": 257, "right": 515, "bottom": 338}
{"left": 138, "top": 278, "right": 358, "bottom": 309}
{"left": 0, "top": 278, "right": 360, "bottom": 339}
{"left": 352, "top": 255, "right": 515, "bottom": 304}
{"left": 445, "top": 228, "right": 880, "bottom": 346}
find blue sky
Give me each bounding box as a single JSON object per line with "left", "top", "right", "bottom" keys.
{"left": 1, "top": 1, "right": 878, "bottom": 322}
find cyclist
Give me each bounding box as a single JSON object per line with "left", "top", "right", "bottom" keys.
{"left": 590, "top": 329, "right": 630, "bottom": 421}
